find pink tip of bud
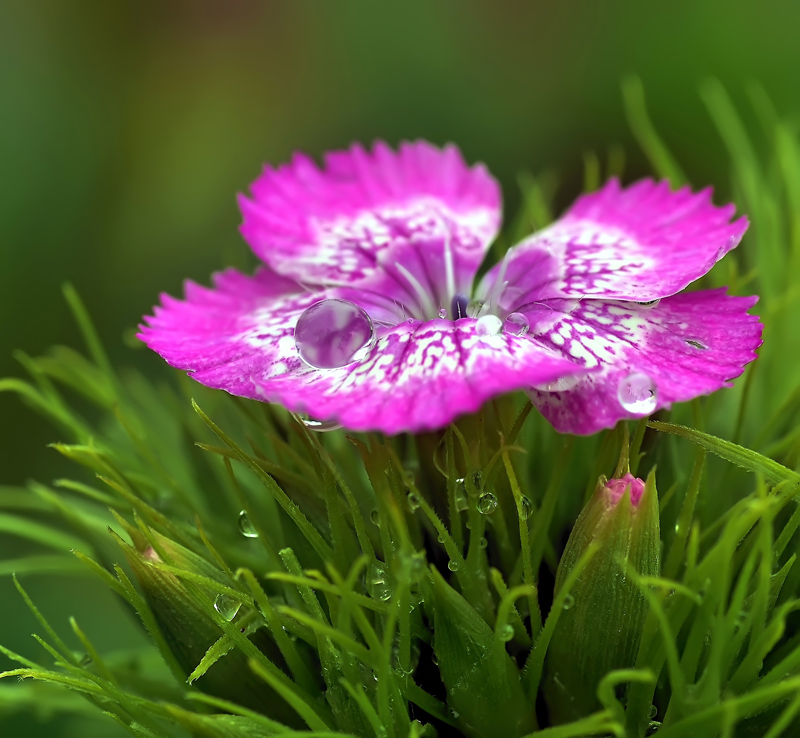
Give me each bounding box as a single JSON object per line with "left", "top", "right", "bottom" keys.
{"left": 605, "top": 473, "right": 645, "bottom": 507}
{"left": 143, "top": 546, "right": 161, "bottom": 562}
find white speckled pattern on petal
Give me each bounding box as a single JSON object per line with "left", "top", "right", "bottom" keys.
{"left": 497, "top": 178, "right": 748, "bottom": 303}
{"left": 239, "top": 141, "right": 501, "bottom": 289}
{"left": 526, "top": 290, "right": 762, "bottom": 434}
{"left": 140, "top": 268, "right": 586, "bottom": 434}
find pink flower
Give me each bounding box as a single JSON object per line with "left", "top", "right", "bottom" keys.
{"left": 139, "top": 141, "right": 762, "bottom": 435}
{"left": 604, "top": 473, "right": 646, "bottom": 507}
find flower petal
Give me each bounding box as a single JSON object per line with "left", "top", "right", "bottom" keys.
{"left": 490, "top": 179, "right": 748, "bottom": 305}
{"left": 239, "top": 141, "right": 501, "bottom": 288}
{"left": 526, "top": 289, "right": 762, "bottom": 434}
{"left": 139, "top": 269, "right": 587, "bottom": 435}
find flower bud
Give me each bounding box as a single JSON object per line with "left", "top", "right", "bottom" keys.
{"left": 428, "top": 567, "right": 534, "bottom": 737}
{"left": 544, "top": 469, "right": 660, "bottom": 723}
{"left": 120, "top": 529, "right": 305, "bottom": 726}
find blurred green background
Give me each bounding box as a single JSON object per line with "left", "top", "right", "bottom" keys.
{"left": 2, "top": 1, "right": 799, "bottom": 734}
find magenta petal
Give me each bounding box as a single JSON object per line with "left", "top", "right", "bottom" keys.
{"left": 498, "top": 179, "right": 748, "bottom": 304}
{"left": 139, "top": 269, "right": 588, "bottom": 434}
{"left": 139, "top": 268, "right": 321, "bottom": 398}
{"left": 527, "top": 289, "right": 762, "bottom": 435}
{"left": 239, "top": 140, "right": 501, "bottom": 289}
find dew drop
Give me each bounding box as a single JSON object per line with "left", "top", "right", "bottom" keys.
{"left": 447, "top": 560, "right": 459, "bottom": 572}
{"left": 469, "top": 469, "right": 483, "bottom": 495}
{"left": 635, "top": 299, "right": 661, "bottom": 308}
{"left": 237, "top": 510, "right": 259, "bottom": 538}
{"left": 455, "top": 491, "right": 469, "bottom": 512}
{"left": 475, "top": 314, "right": 503, "bottom": 339}
{"left": 370, "top": 508, "right": 380, "bottom": 525}
{"left": 437, "top": 307, "right": 448, "bottom": 319}
{"left": 466, "top": 299, "right": 486, "bottom": 318}
{"left": 562, "top": 593, "right": 575, "bottom": 610}
{"left": 498, "top": 624, "right": 514, "bottom": 642}
{"left": 366, "top": 562, "right": 393, "bottom": 602}
{"left": 294, "top": 298, "right": 374, "bottom": 369}
{"left": 648, "top": 705, "right": 658, "bottom": 719}
{"left": 479, "top": 536, "right": 488, "bottom": 549}
{"left": 686, "top": 339, "right": 707, "bottom": 350}
{"left": 533, "top": 375, "right": 580, "bottom": 393}
{"left": 407, "top": 492, "right": 422, "bottom": 511}
{"left": 214, "top": 594, "right": 241, "bottom": 621}
{"left": 301, "top": 417, "right": 343, "bottom": 432}
{"left": 519, "top": 495, "right": 533, "bottom": 520}
{"left": 503, "top": 312, "right": 530, "bottom": 336}
{"left": 478, "top": 492, "right": 498, "bottom": 515}
{"left": 617, "top": 372, "right": 658, "bottom": 414}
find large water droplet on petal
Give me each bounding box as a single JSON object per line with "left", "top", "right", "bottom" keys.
{"left": 617, "top": 372, "right": 658, "bottom": 414}
{"left": 503, "top": 312, "right": 530, "bottom": 337}
{"left": 475, "top": 314, "right": 503, "bottom": 340}
{"left": 533, "top": 375, "right": 580, "bottom": 393}
{"left": 295, "top": 299, "right": 374, "bottom": 369}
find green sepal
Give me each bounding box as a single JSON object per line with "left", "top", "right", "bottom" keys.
{"left": 428, "top": 567, "right": 534, "bottom": 737}
{"left": 544, "top": 469, "right": 661, "bottom": 723}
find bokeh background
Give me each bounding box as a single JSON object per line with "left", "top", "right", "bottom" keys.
{"left": 2, "top": 1, "right": 799, "bottom": 734}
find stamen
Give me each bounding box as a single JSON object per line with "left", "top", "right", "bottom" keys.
{"left": 435, "top": 212, "right": 457, "bottom": 308}
{"left": 395, "top": 262, "right": 437, "bottom": 320}
{"left": 482, "top": 249, "right": 512, "bottom": 312}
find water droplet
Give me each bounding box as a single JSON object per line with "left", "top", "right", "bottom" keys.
{"left": 366, "top": 562, "right": 393, "bottom": 601}
{"left": 519, "top": 496, "right": 533, "bottom": 520}
{"left": 467, "top": 299, "right": 486, "bottom": 318}
{"left": 437, "top": 534, "right": 445, "bottom": 544}
{"left": 447, "top": 560, "right": 459, "bottom": 572}
{"left": 469, "top": 469, "right": 483, "bottom": 495}
{"left": 214, "top": 594, "right": 241, "bottom": 621}
{"left": 407, "top": 491, "right": 421, "bottom": 511}
{"left": 475, "top": 314, "right": 503, "bottom": 339}
{"left": 437, "top": 307, "right": 448, "bottom": 319}
{"left": 648, "top": 705, "right": 658, "bottom": 719}
{"left": 455, "top": 487, "right": 469, "bottom": 512}
{"left": 498, "top": 624, "right": 514, "bottom": 642}
{"left": 479, "top": 536, "right": 488, "bottom": 549}
{"left": 478, "top": 492, "right": 498, "bottom": 514}
{"left": 704, "top": 632, "right": 712, "bottom": 646}
{"left": 504, "top": 312, "right": 530, "bottom": 336}
{"left": 431, "top": 652, "right": 439, "bottom": 666}
{"left": 617, "top": 372, "right": 658, "bottom": 414}
{"left": 370, "top": 508, "right": 380, "bottom": 525}
{"left": 301, "top": 417, "right": 343, "bottom": 432}
{"left": 237, "top": 510, "right": 259, "bottom": 538}
{"left": 562, "top": 593, "right": 575, "bottom": 610}
{"left": 686, "top": 339, "right": 707, "bottom": 350}
{"left": 450, "top": 710, "right": 460, "bottom": 719}
{"left": 635, "top": 299, "right": 661, "bottom": 308}
{"left": 533, "top": 375, "right": 580, "bottom": 392}
{"left": 294, "top": 298, "right": 374, "bottom": 369}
